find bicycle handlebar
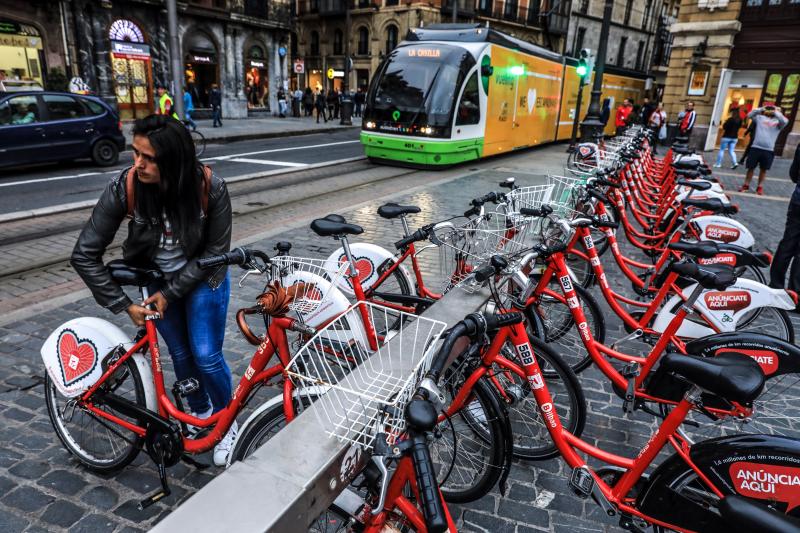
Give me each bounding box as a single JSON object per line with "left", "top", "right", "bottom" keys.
{"left": 519, "top": 205, "right": 554, "bottom": 217}
{"left": 409, "top": 430, "right": 448, "bottom": 533}
{"left": 197, "top": 247, "right": 270, "bottom": 270}
{"left": 394, "top": 224, "right": 433, "bottom": 250}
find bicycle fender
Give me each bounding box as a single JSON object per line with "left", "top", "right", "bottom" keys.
{"left": 278, "top": 270, "right": 355, "bottom": 332}
{"left": 325, "top": 243, "right": 413, "bottom": 297}
{"left": 684, "top": 332, "right": 800, "bottom": 378}
{"left": 691, "top": 215, "right": 755, "bottom": 249}
{"left": 41, "top": 317, "right": 156, "bottom": 410}
{"left": 637, "top": 434, "right": 800, "bottom": 530}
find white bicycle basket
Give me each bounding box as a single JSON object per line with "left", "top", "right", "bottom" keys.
{"left": 266, "top": 256, "right": 350, "bottom": 316}
{"left": 285, "top": 302, "right": 446, "bottom": 450}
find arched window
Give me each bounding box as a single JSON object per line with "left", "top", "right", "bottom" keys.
{"left": 310, "top": 31, "right": 320, "bottom": 56}
{"left": 357, "top": 27, "right": 369, "bottom": 56}
{"left": 334, "top": 29, "right": 343, "bottom": 55}
{"left": 385, "top": 25, "right": 398, "bottom": 55}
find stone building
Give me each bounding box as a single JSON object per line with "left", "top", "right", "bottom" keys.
{"left": 0, "top": 0, "right": 293, "bottom": 119}
{"left": 662, "top": 0, "right": 800, "bottom": 156}
{"left": 291, "top": 0, "right": 570, "bottom": 95}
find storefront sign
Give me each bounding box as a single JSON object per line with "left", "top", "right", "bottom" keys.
{"left": 333, "top": 70, "right": 344, "bottom": 77}
{"left": 0, "top": 34, "right": 41, "bottom": 49}
{"left": 327, "top": 68, "right": 335, "bottom": 79}
{"left": 688, "top": 68, "right": 710, "bottom": 96}
{"left": 294, "top": 58, "right": 305, "bottom": 74}
{"left": 279, "top": 46, "right": 286, "bottom": 57}
{"left": 250, "top": 60, "right": 265, "bottom": 68}
{"left": 192, "top": 55, "right": 213, "bottom": 64}
{"left": 111, "top": 41, "right": 150, "bottom": 59}
{"left": 0, "top": 20, "right": 21, "bottom": 34}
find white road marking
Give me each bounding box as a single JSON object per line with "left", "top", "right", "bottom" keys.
{"left": 203, "top": 140, "right": 360, "bottom": 161}
{"left": 0, "top": 171, "right": 105, "bottom": 188}
{"left": 227, "top": 158, "right": 308, "bottom": 167}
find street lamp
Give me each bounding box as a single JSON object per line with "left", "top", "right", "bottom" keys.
{"left": 568, "top": 50, "right": 590, "bottom": 152}
{"left": 580, "top": 0, "right": 613, "bottom": 142}
{"left": 340, "top": 0, "right": 353, "bottom": 125}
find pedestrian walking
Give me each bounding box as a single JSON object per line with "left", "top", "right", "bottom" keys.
{"left": 293, "top": 87, "right": 303, "bottom": 117}
{"left": 327, "top": 89, "right": 338, "bottom": 119}
{"left": 768, "top": 143, "right": 800, "bottom": 295}
{"left": 210, "top": 83, "right": 223, "bottom": 127}
{"left": 614, "top": 98, "right": 633, "bottom": 137}
{"left": 739, "top": 104, "right": 788, "bottom": 195}
{"left": 183, "top": 88, "right": 197, "bottom": 131}
{"left": 640, "top": 97, "right": 656, "bottom": 126}
{"left": 277, "top": 88, "right": 287, "bottom": 118}
{"left": 677, "top": 101, "right": 697, "bottom": 140}
{"left": 71, "top": 114, "right": 237, "bottom": 465}
{"left": 303, "top": 88, "right": 314, "bottom": 117}
{"left": 714, "top": 109, "right": 742, "bottom": 169}
{"left": 647, "top": 102, "right": 667, "bottom": 155}
{"left": 354, "top": 87, "right": 365, "bottom": 118}
{"left": 315, "top": 89, "right": 328, "bottom": 123}
{"left": 155, "top": 84, "right": 178, "bottom": 119}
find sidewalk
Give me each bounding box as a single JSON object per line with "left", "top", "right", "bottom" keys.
{"left": 122, "top": 115, "right": 362, "bottom": 147}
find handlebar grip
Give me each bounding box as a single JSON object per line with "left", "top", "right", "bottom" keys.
{"left": 464, "top": 205, "right": 481, "bottom": 218}
{"left": 485, "top": 312, "right": 524, "bottom": 331}
{"left": 197, "top": 248, "right": 249, "bottom": 269}
{"left": 519, "top": 205, "right": 553, "bottom": 217}
{"left": 394, "top": 227, "right": 428, "bottom": 250}
{"left": 473, "top": 263, "right": 496, "bottom": 283}
{"left": 409, "top": 432, "right": 449, "bottom": 533}
{"left": 593, "top": 216, "right": 619, "bottom": 229}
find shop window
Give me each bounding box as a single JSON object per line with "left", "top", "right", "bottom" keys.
{"left": 357, "top": 27, "right": 369, "bottom": 56}
{"left": 334, "top": 29, "right": 343, "bottom": 55}
{"left": 385, "top": 25, "right": 398, "bottom": 55}
{"left": 2, "top": 95, "right": 39, "bottom": 125}
{"left": 43, "top": 94, "right": 87, "bottom": 120}
{"left": 311, "top": 31, "right": 320, "bottom": 56}
{"left": 455, "top": 72, "right": 480, "bottom": 126}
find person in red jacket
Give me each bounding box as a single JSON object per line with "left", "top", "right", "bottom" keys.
{"left": 615, "top": 98, "right": 633, "bottom": 137}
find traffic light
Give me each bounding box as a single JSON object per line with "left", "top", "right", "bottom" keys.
{"left": 576, "top": 49, "right": 589, "bottom": 79}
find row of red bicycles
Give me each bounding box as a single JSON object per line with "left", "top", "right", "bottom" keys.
{"left": 41, "top": 126, "right": 800, "bottom": 531}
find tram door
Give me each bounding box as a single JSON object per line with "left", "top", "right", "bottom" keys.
{"left": 111, "top": 56, "right": 153, "bottom": 120}
{"left": 761, "top": 71, "right": 800, "bottom": 155}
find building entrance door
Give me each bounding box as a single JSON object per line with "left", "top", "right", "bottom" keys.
{"left": 111, "top": 56, "right": 152, "bottom": 120}
{"left": 761, "top": 71, "right": 800, "bottom": 155}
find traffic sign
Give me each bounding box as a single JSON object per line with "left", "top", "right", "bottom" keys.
{"left": 327, "top": 68, "right": 335, "bottom": 79}
{"left": 294, "top": 58, "right": 305, "bottom": 74}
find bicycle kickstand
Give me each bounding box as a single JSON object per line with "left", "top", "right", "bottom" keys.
{"left": 139, "top": 445, "right": 172, "bottom": 510}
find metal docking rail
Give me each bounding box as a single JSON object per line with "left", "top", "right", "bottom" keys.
{"left": 151, "top": 287, "right": 490, "bottom": 533}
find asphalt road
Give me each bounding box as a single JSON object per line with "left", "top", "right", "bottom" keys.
{"left": 0, "top": 129, "right": 363, "bottom": 215}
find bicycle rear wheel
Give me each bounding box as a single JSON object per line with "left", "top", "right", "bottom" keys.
{"left": 191, "top": 129, "right": 206, "bottom": 157}
{"left": 45, "top": 359, "right": 145, "bottom": 472}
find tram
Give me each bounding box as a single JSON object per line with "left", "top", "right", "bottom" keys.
{"left": 361, "top": 24, "right": 647, "bottom": 167}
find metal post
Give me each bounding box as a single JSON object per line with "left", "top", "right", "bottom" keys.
{"left": 167, "top": 0, "right": 185, "bottom": 120}
{"left": 580, "top": 0, "right": 612, "bottom": 142}
{"left": 452, "top": 0, "right": 458, "bottom": 23}
{"left": 567, "top": 77, "right": 585, "bottom": 152}
{"left": 340, "top": 0, "right": 353, "bottom": 125}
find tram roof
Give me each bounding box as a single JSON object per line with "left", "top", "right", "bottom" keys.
{"left": 405, "top": 24, "right": 563, "bottom": 63}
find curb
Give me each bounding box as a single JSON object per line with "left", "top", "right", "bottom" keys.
{"left": 0, "top": 156, "right": 367, "bottom": 224}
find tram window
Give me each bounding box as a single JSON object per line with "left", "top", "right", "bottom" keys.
{"left": 456, "top": 72, "right": 480, "bottom": 126}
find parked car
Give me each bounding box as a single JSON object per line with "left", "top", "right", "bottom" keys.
{"left": 0, "top": 91, "right": 126, "bottom": 168}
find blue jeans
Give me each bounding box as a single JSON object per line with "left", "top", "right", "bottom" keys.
{"left": 154, "top": 274, "right": 232, "bottom": 413}
{"left": 212, "top": 106, "right": 222, "bottom": 127}
{"left": 184, "top": 110, "right": 197, "bottom": 130}
{"left": 716, "top": 137, "right": 738, "bottom": 167}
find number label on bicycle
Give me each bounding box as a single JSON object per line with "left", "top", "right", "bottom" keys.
{"left": 583, "top": 236, "right": 594, "bottom": 250}
{"left": 560, "top": 275, "right": 573, "bottom": 293}
{"left": 516, "top": 343, "right": 535, "bottom": 366}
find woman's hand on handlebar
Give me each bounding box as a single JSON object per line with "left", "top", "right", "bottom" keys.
{"left": 125, "top": 291, "right": 168, "bottom": 326}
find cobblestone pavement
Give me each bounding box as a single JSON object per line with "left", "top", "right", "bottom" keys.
{"left": 0, "top": 144, "right": 797, "bottom": 532}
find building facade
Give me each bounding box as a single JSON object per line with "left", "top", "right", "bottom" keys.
{"left": 662, "top": 0, "right": 800, "bottom": 156}
{"left": 0, "top": 0, "right": 292, "bottom": 119}
{"left": 291, "top": 0, "right": 569, "bottom": 95}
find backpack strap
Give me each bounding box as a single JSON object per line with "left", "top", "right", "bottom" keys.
{"left": 126, "top": 165, "right": 212, "bottom": 218}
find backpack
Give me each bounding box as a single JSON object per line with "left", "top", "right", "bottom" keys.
{"left": 126, "top": 165, "right": 212, "bottom": 218}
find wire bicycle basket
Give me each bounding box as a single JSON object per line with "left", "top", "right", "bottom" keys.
{"left": 266, "top": 256, "right": 350, "bottom": 316}
{"left": 285, "top": 302, "right": 446, "bottom": 450}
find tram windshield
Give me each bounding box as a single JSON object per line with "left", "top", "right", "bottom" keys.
{"left": 364, "top": 44, "right": 476, "bottom": 137}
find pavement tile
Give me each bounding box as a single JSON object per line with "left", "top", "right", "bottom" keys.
{"left": 39, "top": 500, "right": 85, "bottom": 528}
{"left": 2, "top": 486, "right": 55, "bottom": 512}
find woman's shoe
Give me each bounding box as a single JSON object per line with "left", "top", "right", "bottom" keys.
{"left": 214, "top": 421, "right": 238, "bottom": 466}
{"left": 731, "top": 164, "right": 739, "bottom": 170}
{"left": 756, "top": 186, "right": 764, "bottom": 196}
{"left": 738, "top": 184, "right": 749, "bottom": 192}
{"left": 713, "top": 164, "right": 722, "bottom": 168}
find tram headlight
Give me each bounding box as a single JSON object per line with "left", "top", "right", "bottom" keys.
{"left": 421, "top": 126, "right": 434, "bottom": 135}
{"left": 365, "top": 121, "right": 376, "bottom": 129}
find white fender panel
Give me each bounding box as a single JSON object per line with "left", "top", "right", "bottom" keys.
{"left": 692, "top": 215, "right": 755, "bottom": 249}
{"left": 324, "top": 243, "right": 413, "bottom": 297}
{"left": 280, "top": 270, "right": 353, "bottom": 330}
{"left": 41, "top": 317, "right": 156, "bottom": 410}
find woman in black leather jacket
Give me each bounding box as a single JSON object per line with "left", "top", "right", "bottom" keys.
{"left": 71, "top": 114, "right": 237, "bottom": 466}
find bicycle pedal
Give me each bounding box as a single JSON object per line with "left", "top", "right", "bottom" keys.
{"left": 569, "top": 466, "right": 595, "bottom": 499}
{"left": 173, "top": 378, "right": 200, "bottom": 397}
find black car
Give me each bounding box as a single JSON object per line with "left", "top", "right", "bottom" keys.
{"left": 0, "top": 91, "right": 126, "bottom": 168}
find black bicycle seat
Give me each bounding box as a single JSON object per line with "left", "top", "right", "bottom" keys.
{"left": 672, "top": 146, "right": 694, "bottom": 156}
{"left": 716, "top": 244, "right": 771, "bottom": 268}
{"left": 680, "top": 197, "right": 738, "bottom": 215}
{"left": 323, "top": 213, "right": 346, "bottom": 223}
{"left": 719, "top": 495, "right": 800, "bottom": 533}
{"left": 310, "top": 218, "right": 364, "bottom": 237}
{"left": 107, "top": 260, "right": 164, "bottom": 287}
{"left": 668, "top": 240, "right": 719, "bottom": 259}
{"left": 676, "top": 178, "right": 712, "bottom": 191}
{"left": 672, "top": 159, "right": 701, "bottom": 169}
{"left": 669, "top": 262, "right": 736, "bottom": 290}
{"left": 660, "top": 352, "right": 764, "bottom": 405}
{"left": 377, "top": 202, "right": 421, "bottom": 219}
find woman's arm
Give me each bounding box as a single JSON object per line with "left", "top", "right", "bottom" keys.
{"left": 70, "top": 174, "right": 130, "bottom": 314}
{"left": 161, "top": 177, "right": 233, "bottom": 302}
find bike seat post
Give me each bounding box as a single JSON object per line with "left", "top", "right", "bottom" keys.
{"left": 399, "top": 214, "right": 411, "bottom": 238}
{"left": 141, "top": 286, "right": 150, "bottom": 301}
{"left": 339, "top": 235, "right": 360, "bottom": 278}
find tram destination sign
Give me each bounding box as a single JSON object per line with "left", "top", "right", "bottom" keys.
{"left": 407, "top": 48, "right": 441, "bottom": 58}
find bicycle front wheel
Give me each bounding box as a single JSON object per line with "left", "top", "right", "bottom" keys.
{"left": 45, "top": 359, "right": 146, "bottom": 472}
{"left": 191, "top": 129, "right": 206, "bottom": 157}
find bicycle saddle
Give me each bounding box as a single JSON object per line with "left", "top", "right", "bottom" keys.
{"left": 377, "top": 202, "right": 421, "bottom": 219}
{"left": 107, "top": 260, "right": 164, "bottom": 287}
{"left": 676, "top": 178, "right": 712, "bottom": 191}
{"left": 669, "top": 262, "right": 736, "bottom": 290}
{"left": 310, "top": 217, "right": 364, "bottom": 237}
{"left": 660, "top": 352, "right": 764, "bottom": 405}
{"left": 719, "top": 495, "right": 800, "bottom": 533}
{"left": 716, "top": 243, "right": 771, "bottom": 268}
{"left": 680, "top": 197, "right": 738, "bottom": 215}
{"left": 668, "top": 240, "right": 719, "bottom": 259}
{"left": 672, "top": 159, "right": 701, "bottom": 169}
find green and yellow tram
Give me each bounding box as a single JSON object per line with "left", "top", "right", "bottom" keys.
{"left": 361, "top": 23, "right": 646, "bottom": 167}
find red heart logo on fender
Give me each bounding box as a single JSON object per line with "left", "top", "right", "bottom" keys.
{"left": 57, "top": 329, "right": 99, "bottom": 387}
{"left": 339, "top": 254, "right": 375, "bottom": 287}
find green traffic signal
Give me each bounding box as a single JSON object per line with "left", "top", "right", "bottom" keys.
{"left": 576, "top": 61, "right": 588, "bottom": 78}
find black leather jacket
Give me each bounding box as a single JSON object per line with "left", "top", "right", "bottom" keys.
{"left": 71, "top": 167, "right": 232, "bottom": 314}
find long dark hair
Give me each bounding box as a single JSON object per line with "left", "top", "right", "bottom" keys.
{"left": 131, "top": 114, "right": 203, "bottom": 245}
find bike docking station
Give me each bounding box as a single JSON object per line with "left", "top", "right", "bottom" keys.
{"left": 151, "top": 286, "right": 490, "bottom": 532}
